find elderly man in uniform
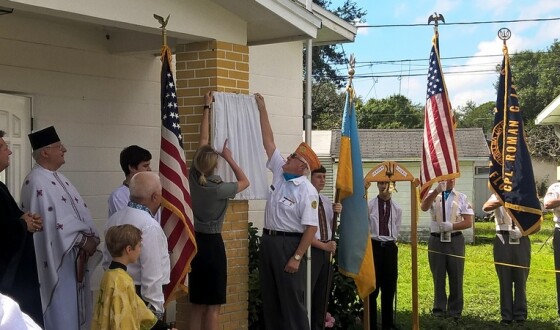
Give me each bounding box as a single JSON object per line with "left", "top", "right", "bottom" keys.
{"left": 20, "top": 126, "right": 100, "bottom": 330}
{"left": 256, "top": 93, "right": 321, "bottom": 330}
{"left": 420, "top": 179, "right": 473, "bottom": 321}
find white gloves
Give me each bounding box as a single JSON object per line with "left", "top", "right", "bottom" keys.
{"left": 509, "top": 228, "right": 522, "bottom": 239}
{"left": 439, "top": 222, "right": 453, "bottom": 232}
{"left": 435, "top": 181, "right": 447, "bottom": 193}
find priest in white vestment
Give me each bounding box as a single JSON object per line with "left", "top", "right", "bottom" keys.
{"left": 20, "top": 126, "right": 101, "bottom": 330}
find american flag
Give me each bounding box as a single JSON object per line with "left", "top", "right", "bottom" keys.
{"left": 159, "top": 46, "right": 197, "bottom": 303}
{"left": 419, "top": 38, "right": 460, "bottom": 199}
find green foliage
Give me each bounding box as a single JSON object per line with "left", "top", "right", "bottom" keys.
{"left": 456, "top": 100, "right": 495, "bottom": 137}
{"left": 308, "top": 1, "right": 367, "bottom": 87}
{"left": 327, "top": 247, "right": 363, "bottom": 329}
{"left": 248, "top": 223, "right": 263, "bottom": 330}
{"left": 311, "top": 81, "right": 347, "bottom": 129}
{"left": 510, "top": 40, "right": 560, "bottom": 122}
{"left": 356, "top": 94, "right": 424, "bottom": 129}
{"left": 248, "top": 219, "right": 560, "bottom": 329}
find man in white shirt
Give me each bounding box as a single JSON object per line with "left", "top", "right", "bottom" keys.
{"left": 368, "top": 181, "right": 402, "bottom": 330}
{"left": 420, "top": 179, "right": 473, "bottom": 320}
{"left": 544, "top": 182, "right": 560, "bottom": 319}
{"left": 309, "top": 166, "right": 341, "bottom": 330}
{"left": 483, "top": 194, "right": 528, "bottom": 325}
{"left": 108, "top": 145, "right": 152, "bottom": 217}
{"left": 103, "top": 171, "right": 170, "bottom": 319}
{"left": 256, "top": 93, "right": 320, "bottom": 330}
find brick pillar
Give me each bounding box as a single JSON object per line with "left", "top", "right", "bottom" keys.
{"left": 174, "top": 40, "right": 249, "bottom": 330}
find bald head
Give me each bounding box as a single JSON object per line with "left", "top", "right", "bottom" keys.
{"left": 129, "top": 172, "right": 162, "bottom": 211}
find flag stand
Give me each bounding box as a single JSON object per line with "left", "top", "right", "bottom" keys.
{"left": 363, "top": 161, "right": 419, "bottom": 330}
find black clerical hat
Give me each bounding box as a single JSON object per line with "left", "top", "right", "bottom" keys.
{"left": 28, "top": 126, "right": 60, "bottom": 150}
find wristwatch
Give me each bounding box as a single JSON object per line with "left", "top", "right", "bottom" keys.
{"left": 293, "top": 254, "right": 302, "bottom": 261}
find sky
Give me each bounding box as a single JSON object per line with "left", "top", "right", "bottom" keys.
{"left": 328, "top": 0, "right": 560, "bottom": 109}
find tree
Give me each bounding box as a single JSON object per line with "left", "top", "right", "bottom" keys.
{"left": 356, "top": 94, "right": 423, "bottom": 129}
{"left": 311, "top": 80, "right": 347, "bottom": 129}
{"left": 456, "top": 100, "right": 495, "bottom": 137}
{"left": 308, "top": 0, "right": 367, "bottom": 87}
{"left": 510, "top": 40, "right": 560, "bottom": 122}
{"left": 507, "top": 40, "right": 560, "bottom": 160}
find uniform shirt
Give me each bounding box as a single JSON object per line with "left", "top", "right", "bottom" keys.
{"left": 108, "top": 184, "right": 161, "bottom": 223}
{"left": 368, "top": 197, "right": 402, "bottom": 242}
{"left": 91, "top": 263, "right": 157, "bottom": 330}
{"left": 189, "top": 171, "right": 238, "bottom": 234}
{"left": 313, "top": 194, "right": 334, "bottom": 241}
{"left": 544, "top": 182, "right": 560, "bottom": 228}
{"left": 102, "top": 206, "right": 170, "bottom": 314}
{"left": 264, "top": 149, "right": 319, "bottom": 233}
{"left": 427, "top": 189, "right": 474, "bottom": 233}
{"left": 486, "top": 194, "right": 512, "bottom": 231}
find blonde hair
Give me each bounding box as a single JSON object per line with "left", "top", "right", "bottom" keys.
{"left": 105, "top": 224, "right": 142, "bottom": 258}
{"left": 192, "top": 145, "right": 219, "bottom": 186}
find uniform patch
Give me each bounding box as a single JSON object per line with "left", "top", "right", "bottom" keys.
{"left": 311, "top": 200, "right": 317, "bottom": 209}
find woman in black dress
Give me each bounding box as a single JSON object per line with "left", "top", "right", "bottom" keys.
{"left": 188, "top": 91, "right": 249, "bottom": 330}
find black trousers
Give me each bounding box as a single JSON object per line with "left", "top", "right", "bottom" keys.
{"left": 369, "top": 240, "right": 398, "bottom": 330}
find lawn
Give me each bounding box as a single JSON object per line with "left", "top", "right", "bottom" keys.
{"left": 392, "top": 216, "right": 559, "bottom": 329}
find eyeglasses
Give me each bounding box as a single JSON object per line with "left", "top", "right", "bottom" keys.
{"left": 45, "top": 143, "right": 64, "bottom": 151}
{"left": 289, "top": 153, "right": 308, "bottom": 168}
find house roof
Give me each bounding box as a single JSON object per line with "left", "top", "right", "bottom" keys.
{"left": 535, "top": 93, "right": 560, "bottom": 125}
{"left": 330, "top": 128, "right": 489, "bottom": 161}
{"left": 5, "top": 0, "right": 357, "bottom": 54}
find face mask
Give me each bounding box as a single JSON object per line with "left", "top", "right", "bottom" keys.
{"left": 283, "top": 173, "right": 301, "bottom": 181}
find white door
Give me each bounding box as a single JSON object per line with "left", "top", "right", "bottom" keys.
{"left": 0, "top": 93, "right": 32, "bottom": 204}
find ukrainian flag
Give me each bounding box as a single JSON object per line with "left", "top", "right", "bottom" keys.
{"left": 336, "top": 88, "right": 375, "bottom": 299}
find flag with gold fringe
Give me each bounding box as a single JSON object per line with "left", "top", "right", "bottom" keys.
{"left": 336, "top": 88, "right": 375, "bottom": 300}
{"left": 419, "top": 32, "right": 460, "bottom": 199}
{"left": 488, "top": 42, "right": 542, "bottom": 235}
{"left": 159, "top": 45, "right": 197, "bottom": 303}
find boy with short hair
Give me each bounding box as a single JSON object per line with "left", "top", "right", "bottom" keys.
{"left": 92, "top": 224, "right": 160, "bottom": 330}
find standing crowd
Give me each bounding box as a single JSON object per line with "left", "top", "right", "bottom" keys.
{"left": 2, "top": 91, "right": 560, "bottom": 330}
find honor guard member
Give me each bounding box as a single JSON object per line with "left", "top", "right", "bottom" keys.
{"left": 310, "top": 166, "right": 341, "bottom": 330}
{"left": 420, "top": 179, "right": 473, "bottom": 320}
{"left": 483, "top": 194, "right": 529, "bottom": 325}
{"left": 256, "top": 92, "right": 321, "bottom": 330}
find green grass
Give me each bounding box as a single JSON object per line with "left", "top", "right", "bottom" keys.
{"left": 392, "top": 216, "right": 559, "bottom": 329}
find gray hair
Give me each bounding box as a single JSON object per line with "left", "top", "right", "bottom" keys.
{"left": 129, "top": 172, "right": 162, "bottom": 202}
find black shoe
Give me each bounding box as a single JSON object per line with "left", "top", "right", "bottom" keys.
{"left": 500, "top": 320, "right": 512, "bottom": 326}
{"left": 514, "top": 320, "right": 525, "bottom": 325}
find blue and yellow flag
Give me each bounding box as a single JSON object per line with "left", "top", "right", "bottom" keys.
{"left": 336, "top": 89, "right": 375, "bottom": 299}
{"left": 489, "top": 43, "right": 542, "bottom": 235}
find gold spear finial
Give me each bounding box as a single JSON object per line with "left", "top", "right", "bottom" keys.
{"left": 346, "top": 54, "right": 356, "bottom": 96}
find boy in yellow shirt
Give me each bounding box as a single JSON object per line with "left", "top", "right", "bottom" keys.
{"left": 92, "top": 224, "right": 168, "bottom": 330}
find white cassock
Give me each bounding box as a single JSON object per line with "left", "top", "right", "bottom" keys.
{"left": 20, "top": 165, "right": 100, "bottom": 330}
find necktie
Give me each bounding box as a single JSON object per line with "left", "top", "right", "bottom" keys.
{"left": 318, "top": 198, "right": 328, "bottom": 241}
{"left": 378, "top": 198, "right": 391, "bottom": 237}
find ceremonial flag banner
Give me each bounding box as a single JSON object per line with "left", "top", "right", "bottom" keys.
{"left": 159, "top": 46, "right": 197, "bottom": 303}
{"left": 336, "top": 89, "right": 375, "bottom": 300}
{"left": 489, "top": 44, "right": 542, "bottom": 234}
{"left": 419, "top": 35, "right": 460, "bottom": 199}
